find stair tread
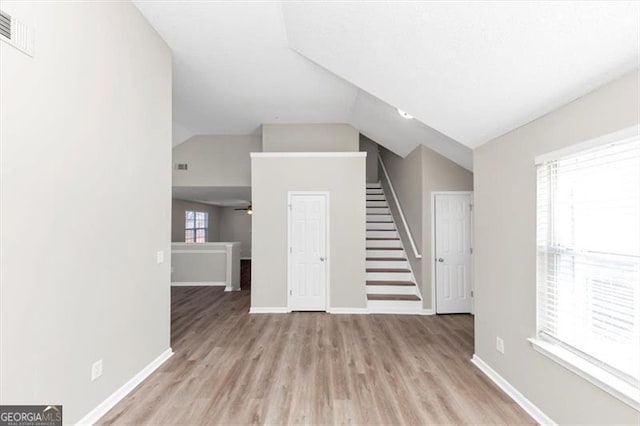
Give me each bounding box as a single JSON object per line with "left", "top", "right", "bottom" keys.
{"left": 366, "top": 229, "right": 396, "bottom": 232}
{"left": 367, "top": 294, "right": 420, "bottom": 301}
{"left": 366, "top": 268, "right": 411, "bottom": 273}
{"left": 367, "top": 280, "right": 415, "bottom": 286}
{"left": 367, "top": 247, "right": 403, "bottom": 250}
{"left": 367, "top": 238, "right": 400, "bottom": 240}
{"left": 366, "top": 257, "right": 407, "bottom": 261}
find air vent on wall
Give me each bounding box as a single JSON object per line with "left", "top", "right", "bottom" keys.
{"left": 0, "top": 9, "right": 34, "bottom": 57}
{"left": 176, "top": 163, "right": 188, "bottom": 171}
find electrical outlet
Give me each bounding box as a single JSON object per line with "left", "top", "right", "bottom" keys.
{"left": 156, "top": 250, "right": 164, "bottom": 264}
{"left": 91, "top": 359, "right": 103, "bottom": 381}
{"left": 496, "top": 337, "right": 505, "bottom": 354}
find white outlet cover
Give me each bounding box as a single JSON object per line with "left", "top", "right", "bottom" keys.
{"left": 156, "top": 250, "right": 164, "bottom": 264}
{"left": 91, "top": 360, "right": 103, "bottom": 381}
{"left": 496, "top": 337, "right": 505, "bottom": 354}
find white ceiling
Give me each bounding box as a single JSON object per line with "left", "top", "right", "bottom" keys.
{"left": 283, "top": 1, "right": 640, "bottom": 147}
{"left": 134, "top": 1, "right": 639, "bottom": 168}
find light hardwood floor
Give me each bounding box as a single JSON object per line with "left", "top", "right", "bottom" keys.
{"left": 99, "top": 262, "right": 533, "bottom": 425}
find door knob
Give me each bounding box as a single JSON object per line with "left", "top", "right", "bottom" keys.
{"left": 437, "top": 258, "right": 444, "bottom": 262}
{"left": 320, "top": 257, "right": 325, "bottom": 262}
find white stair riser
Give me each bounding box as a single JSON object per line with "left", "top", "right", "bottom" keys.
{"left": 366, "top": 201, "right": 387, "bottom": 208}
{"left": 367, "top": 230, "right": 398, "bottom": 239}
{"left": 366, "top": 183, "right": 382, "bottom": 189}
{"left": 366, "top": 260, "right": 409, "bottom": 269}
{"left": 366, "top": 249, "right": 405, "bottom": 258}
{"left": 367, "top": 207, "right": 390, "bottom": 214}
{"left": 367, "top": 300, "right": 423, "bottom": 313}
{"left": 366, "top": 189, "right": 384, "bottom": 195}
{"left": 366, "top": 194, "right": 386, "bottom": 201}
{"left": 366, "top": 272, "right": 412, "bottom": 281}
{"left": 366, "top": 285, "right": 417, "bottom": 295}
{"left": 366, "top": 223, "right": 395, "bottom": 230}
{"left": 366, "top": 214, "right": 393, "bottom": 222}
{"left": 366, "top": 240, "right": 402, "bottom": 248}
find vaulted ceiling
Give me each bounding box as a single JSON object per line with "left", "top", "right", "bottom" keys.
{"left": 133, "top": 1, "right": 639, "bottom": 171}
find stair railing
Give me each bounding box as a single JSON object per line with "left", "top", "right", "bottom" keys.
{"left": 377, "top": 156, "right": 422, "bottom": 259}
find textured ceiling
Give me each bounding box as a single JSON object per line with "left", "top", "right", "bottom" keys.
{"left": 283, "top": 1, "right": 640, "bottom": 147}
{"left": 134, "top": 1, "right": 639, "bottom": 170}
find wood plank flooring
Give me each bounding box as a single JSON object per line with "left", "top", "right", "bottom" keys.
{"left": 98, "top": 261, "right": 533, "bottom": 425}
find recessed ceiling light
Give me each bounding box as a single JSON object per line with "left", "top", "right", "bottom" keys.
{"left": 397, "top": 108, "right": 413, "bottom": 119}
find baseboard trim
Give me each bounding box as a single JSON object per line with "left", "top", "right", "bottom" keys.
{"left": 420, "top": 309, "right": 435, "bottom": 315}
{"left": 76, "top": 348, "right": 173, "bottom": 425}
{"left": 171, "top": 282, "right": 226, "bottom": 287}
{"left": 327, "top": 307, "right": 369, "bottom": 314}
{"left": 240, "top": 257, "right": 252, "bottom": 260}
{"left": 249, "top": 307, "right": 290, "bottom": 314}
{"left": 224, "top": 286, "right": 241, "bottom": 292}
{"left": 471, "top": 354, "right": 556, "bottom": 425}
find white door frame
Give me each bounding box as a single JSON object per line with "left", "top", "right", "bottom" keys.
{"left": 430, "top": 191, "right": 474, "bottom": 314}
{"left": 287, "top": 191, "right": 330, "bottom": 312}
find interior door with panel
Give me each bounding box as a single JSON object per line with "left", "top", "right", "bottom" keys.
{"left": 288, "top": 193, "right": 328, "bottom": 311}
{"left": 435, "top": 193, "right": 473, "bottom": 314}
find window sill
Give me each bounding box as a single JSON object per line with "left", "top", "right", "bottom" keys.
{"left": 528, "top": 338, "right": 640, "bottom": 411}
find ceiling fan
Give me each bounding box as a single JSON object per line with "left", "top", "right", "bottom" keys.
{"left": 234, "top": 204, "right": 252, "bottom": 215}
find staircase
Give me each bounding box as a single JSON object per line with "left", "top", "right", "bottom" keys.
{"left": 366, "top": 182, "right": 422, "bottom": 313}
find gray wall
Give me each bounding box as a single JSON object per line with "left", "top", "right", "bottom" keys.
{"left": 172, "top": 135, "right": 261, "bottom": 187}
{"left": 359, "top": 135, "right": 379, "bottom": 182}
{"left": 171, "top": 199, "right": 221, "bottom": 243}
{"left": 251, "top": 155, "right": 366, "bottom": 309}
{"left": 380, "top": 145, "right": 472, "bottom": 310}
{"left": 474, "top": 70, "right": 639, "bottom": 424}
{"left": 219, "top": 207, "right": 252, "bottom": 258}
{"left": 262, "top": 124, "right": 359, "bottom": 152}
{"left": 0, "top": 2, "right": 171, "bottom": 423}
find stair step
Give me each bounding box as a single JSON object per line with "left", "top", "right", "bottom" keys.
{"left": 367, "top": 239, "right": 402, "bottom": 248}
{"left": 367, "top": 294, "right": 421, "bottom": 301}
{"left": 366, "top": 257, "right": 407, "bottom": 261}
{"left": 367, "top": 225, "right": 396, "bottom": 231}
{"left": 367, "top": 220, "right": 393, "bottom": 223}
{"left": 367, "top": 280, "right": 414, "bottom": 286}
{"left": 367, "top": 201, "right": 387, "bottom": 207}
{"left": 366, "top": 247, "right": 403, "bottom": 250}
{"left": 367, "top": 183, "right": 382, "bottom": 189}
{"left": 366, "top": 268, "right": 411, "bottom": 273}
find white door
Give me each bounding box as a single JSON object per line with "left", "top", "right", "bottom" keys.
{"left": 435, "top": 193, "right": 473, "bottom": 314}
{"left": 288, "top": 193, "right": 328, "bottom": 311}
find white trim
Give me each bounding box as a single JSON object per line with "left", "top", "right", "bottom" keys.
{"left": 471, "top": 354, "right": 556, "bottom": 425}
{"left": 171, "top": 249, "right": 226, "bottom": 254}
{"left": 287, "top": 191, "right": 330, "bottom": 312}
{"left": 251, "top": 152, "right": 367, "bottom": 158}
{"left": 534, "top": 125, "right": 639, "bottom": 165}
{"left": 327, "top": 307, "right": 369, "bottom": 314}
{"left": 171, "top": 281, "right": 226, "bottom": 287}
{"left": 76, "top": 348, "right": 173, "bottom": 425}
{"left": 528, "top": 338, "right": 640, "bottom": 411}
{"left": 378, "top": 157, "right": 421, "bottom": 259}
{"left": 240, "top": 257, "right": 252, "bottom": 260}
{"left": 419, "top": 309, "right": 435, "bottom": 315}
{"left": 430, "top": 191, "right": 474, "bottom": 314}
{"left": 367, "top": 308, "right": 423, "bottom": 315}
{"left": 249, "top": 307, "right": 291, "bottom": 314}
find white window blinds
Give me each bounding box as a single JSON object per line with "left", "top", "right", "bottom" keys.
{"left": 536, "top": 132, "right": 640, "bottom": 387}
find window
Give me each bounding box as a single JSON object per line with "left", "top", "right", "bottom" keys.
{"left": 185, "top": 211, "right": 208, "bottom": 243}
{"left": 535, "top": 128, "right": 640, "bottom": 404}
